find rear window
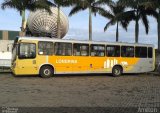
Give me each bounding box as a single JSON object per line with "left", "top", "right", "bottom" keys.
{"left": 148, "top": 47, "right": 153, "bottom": 58}
{"left": 135, "top": 47, "right": 147, "bottom": 58}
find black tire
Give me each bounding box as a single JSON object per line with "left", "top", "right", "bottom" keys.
{"left": 40, "top": 66, "right": 54, "bottom": 78}
{"left": 112, "top": 66, "right": 122, "bottom": 77}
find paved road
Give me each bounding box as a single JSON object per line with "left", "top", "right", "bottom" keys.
{"left": 0, "top": 73, "right": 160, "bottom": 107}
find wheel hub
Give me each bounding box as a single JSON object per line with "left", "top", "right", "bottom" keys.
{"left": 114, "top": 69, "right": 120, "bottom": 75}
{"left": 44, "top": 69, "right": 50, "bottom": 76}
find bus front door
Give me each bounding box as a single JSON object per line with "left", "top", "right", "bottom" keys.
{"left": 17, "top": 43, "right": 38, "bottom": 75}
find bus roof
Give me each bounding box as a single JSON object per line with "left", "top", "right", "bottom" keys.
{"left": 17, "top": 36, "right": 154, "bottom": 47}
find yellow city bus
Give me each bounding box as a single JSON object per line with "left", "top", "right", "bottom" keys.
{"left": 11, "top": 37, "right": 155, "bottom": 77}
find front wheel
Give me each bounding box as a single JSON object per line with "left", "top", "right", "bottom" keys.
{"left": 40, "top": 66, "right": 54, "bottom": 78}
{"left": 112, "top": 66, "right": 122, "bottom": 77}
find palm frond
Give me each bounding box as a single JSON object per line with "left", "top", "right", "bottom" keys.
{"left": 120, "top": 20, "right": 129, "bottom": 31}
{"left": 118, "top": 10, "right": 136, "bottom": 22}
{"left": 118, "top": 0, "right": 135, "bottom": 7}
{"left": 93, "top": 0, "right": 113, "bottom": 6}
{"left": 54, "top": 0, "right": 76, "bottom": 7}
{"left": 119, "top": 0, "right": 150, "bottom": 9}
{"left": 104, "top": 19, "right": 116, "bottom": 31}
{"left": 68, "top": 0, "right": 88, "bottom": 8}
{"left": 92, "top": 6, "right": 113, "bottom": 17}
{"left": 108, "top": 4, "right": 115, "bottom": 13}
{"left": 1, "top": 0, "right": 17, "bottom": 10}
{"left": 1, "top": 0, "right": 54, "bottom": 13}
{"left": 144, "top": 8, "right": 158, "bottom": 19}
{"left": 26, "top": 0, "right": 55, "bottom": 13}
{"left": 141, "top": 14, "right": 149, "bottom": 34}
{"left": 69, "top": 6, "right": 85, "bottom": 16}
{"left": 142, "top": 0, "right": 160, "bottom": 9}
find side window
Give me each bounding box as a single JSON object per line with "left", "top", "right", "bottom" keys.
{"left": 38, "top": 41, "right": 54, "bottom": 55}
{"left": 121, "top": 46, "right": 134, "bottom": 57}
{"left": 148, "top": 47, "right": 153, "bottom": 58}
{"left": 55, "top": 42, "right": 72, "bottom": 56}
{"left": 106, "top": 45, "right": 120, "bottom": 57}
{"left": 90, "top": 44, "right": 105, "bottom": 57}
{"left": 135, "top": 47, "right": 147, "bottom": 58}
{"left": 19, "top": 43, "right": 36, "bottom": 59}
{"left": 73, "top": 43, "right": 89, "bottom": 56}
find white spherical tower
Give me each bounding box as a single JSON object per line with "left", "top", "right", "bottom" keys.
{"left": 27, "top": 7, "right": 69, "bottom": 38}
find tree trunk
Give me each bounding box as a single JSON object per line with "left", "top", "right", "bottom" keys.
{"left": 158, "top": 9, "right": 160, "bottom": 53}
{"left": 21, "top": 10, "right": 26, "bottom": 36}
{"left": 57, "top": 5, "right": 61, "bottom": 39}
{"left": 89, "top": 7, "right": 92, "bottom": 41}
{"left": 135, "top": 18, "right": 139, "bottom": 43}
{"left": 116, "top": 22, "right": 119, "bottom": 42}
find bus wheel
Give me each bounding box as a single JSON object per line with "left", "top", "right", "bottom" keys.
{"left": 112, "top": 66, "right": 122, "bottom": 77}
{"left": 40, "top": 66, "right": 54, "bottom": 78}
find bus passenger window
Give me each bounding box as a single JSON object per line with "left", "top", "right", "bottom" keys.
{"left": 121, "top": 46, "right": 134, "bottom": 57}
{"left": 73, "top": 44, "right": 89, "bottom": 56}
{"left": 106, "top": 45, "right": 120, "bottom": 57}
{"left": 135, "top": 47, "right": 147, "bottom": 58}
{"left": 19, "top": 43, "right": 36, "bottom": 59}
{"left": 55, "top": 42, "right": 72, "bottom": 56}
{"left": 148, "top": 47, "right": 153, "bottom": 58}
{"left": 90, "top": 44, "right": 105, "bottom": 57}
{"left": 38, "top": 41, "right": 54, "bottom": 55}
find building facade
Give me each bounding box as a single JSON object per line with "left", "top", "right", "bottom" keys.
{"left": 0, "top": 30, "right": 23, "bottom": 52}
{"left": 0, "top": 30, "right": 23, "bottom": 40}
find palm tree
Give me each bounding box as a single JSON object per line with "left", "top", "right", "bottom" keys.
{"left": 53, "top": 0, "right": 71, "bottom": 39}
{"left": 142, "top": 0, "right": 160, "bottom": 52}
{"left": 1, "top": 0, "right": 54, "bottom": 34}
{"left": 119, "top": 0, "right": 158, "bottom": 43}
{"left": 68, "top": 0, "right": 111, "bottom": 41}
{"left": 54, "top": 0, "right": 61, "bottom": 39}
{"left": 99, "top": 1, "right": 131, "bottom": 42}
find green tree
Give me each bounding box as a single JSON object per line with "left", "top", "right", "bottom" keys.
{"left": 119, "top": 0, "right": 158, "bottom": 43}
{"left": 68, "top": 0, "right": 111, "bottom": 41}
{"left": 1, "top": 0, "right": 54, "bottom": 34}
{"left": 100, "top": 1, "right": 132, "bottom": 42}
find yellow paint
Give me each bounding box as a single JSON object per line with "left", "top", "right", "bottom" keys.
{"left": 48, "top": 56, "right": 140, "bottom": 73}
{"left": 13, "top": 53, "right": 140, "bottom": 75}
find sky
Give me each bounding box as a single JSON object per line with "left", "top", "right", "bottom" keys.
{"left": 0, "top": 0, "right": 158, "bottom": 48}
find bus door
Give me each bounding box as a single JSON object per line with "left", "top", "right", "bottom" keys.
{"left": 17, "top": 43, "right": 38, "bottom": 75}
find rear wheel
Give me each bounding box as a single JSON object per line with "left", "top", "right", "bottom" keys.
{"left": 40, "top": 66, "right": 54, "bottom": 78}
{"left": 112, "top": 66, "right": 122, "bottom": 77}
